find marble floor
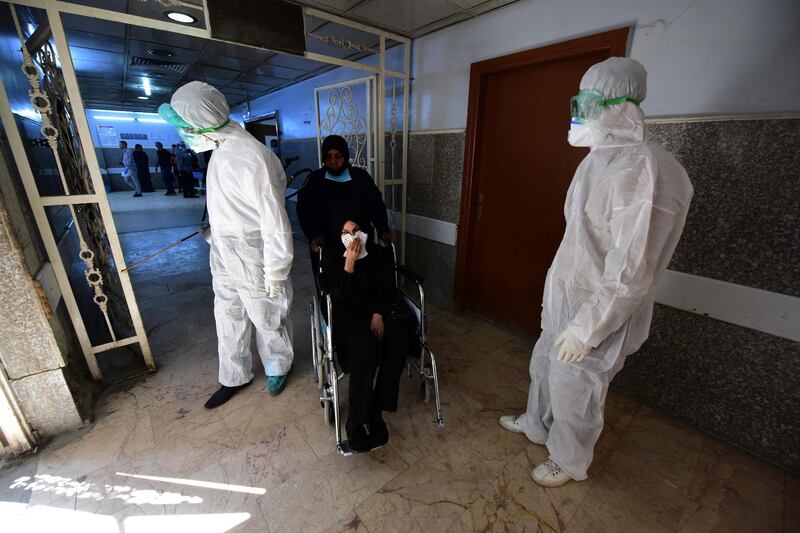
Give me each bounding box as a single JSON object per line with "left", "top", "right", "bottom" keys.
{"left": 1, "top": 226, "right": 797, "bottom": 532}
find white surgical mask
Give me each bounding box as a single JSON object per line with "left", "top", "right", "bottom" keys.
{"left": 341, "top": 230, "right": 368, "bottom": 260}
{"left": 181, "top": 131, "right": 217, "bottom": 152}
{"left": 568, "top": 122, "right": 595, "bottom": 147}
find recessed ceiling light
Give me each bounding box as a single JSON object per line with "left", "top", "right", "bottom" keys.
{"left": 137, "top": 96, "right": 149, "bottom": 100}
{"left": 165, "top": 11, "right": 197, "bottom": 24}
{"left": 147, "top": 48, "right": 173, "bottom": 58}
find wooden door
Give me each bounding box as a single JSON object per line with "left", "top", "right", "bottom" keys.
{"left": 245, "top": 122, "right": 277, "bottom": 145}
{"left": 455, "top": 28, "right": 630, "bottom": 335}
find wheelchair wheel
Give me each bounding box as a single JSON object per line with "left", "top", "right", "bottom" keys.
{"left": 323, "top": 399, "right": 335, "bottom": 426}
{"left": 420, "top": 380, "right": 430, "bottom": 403}
{"left": 420, "top": 363, "right": 433, "bottom": 404}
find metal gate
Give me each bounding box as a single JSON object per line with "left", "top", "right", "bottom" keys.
{"left": 0, "top": 3, "right": 153, "bottom": 381}
{"left": 314, "top": 73, "right": 408, "bottom": 257}
{"left": 315, "top": 76, "right": 377, "bottom": 179}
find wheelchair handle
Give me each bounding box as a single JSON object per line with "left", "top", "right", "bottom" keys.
{"left": 396, "top": 264, "right": 424, "bottom": 286}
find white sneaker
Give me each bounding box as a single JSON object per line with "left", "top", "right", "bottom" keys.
{"left": 498, "top": 415, "right": 525, "bottom": 434}
{"left": 531, "top": 458, "right": 572, "bottom": 487}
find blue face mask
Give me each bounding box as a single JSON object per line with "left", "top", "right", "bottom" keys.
{"left": 324, "top": 167, "right": 352, "bottom": 183}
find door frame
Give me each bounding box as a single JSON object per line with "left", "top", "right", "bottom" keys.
{"left": 453, "top": 27, "right": 631, "bottom": 309}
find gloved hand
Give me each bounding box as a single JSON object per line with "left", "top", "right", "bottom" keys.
{"left": 555, "top": 328, "right": 590, "bottom": 363}
{"left": 200, "top": 224, "right": 212, "bottom": 244}
{"left": 266, "top": 279, "right": 285, "bottom": 297}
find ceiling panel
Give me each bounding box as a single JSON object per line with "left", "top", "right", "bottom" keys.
{"left": 462, "top": 0, "right": 517, "bottom": 15}
{"left": 63, "top": 30, "right": 126, "bottom": 52}
{"left": 196, "top": 53, "right": 262, "bottom": 72}
{"left": 185, "top": 65, "right": 241, "bottom": 81}
{"left": 300, "top": 0, "right": 364, "bottom": 12}
{"left": 128, "top": 26, "right": 208, "bottom": 51}
{"left": 239, "top": 72, "right": 288, "bottom": 86}
{"left": 348, "top": 0, "right": 463, "bottom": 34}
{"left": 252, "top": 63, "right": 308, "bottom": 80}
{"left": 263, "top": 53, "right": 327, "bottom": 72}
{"left": 62, "top": 13, "right": 126, "bottom": 37}
{"left": 128, "top": 39, "right": 201, "bottom": 65}
{"left": 206, "top": 41, "right": 274, "bottom": 62}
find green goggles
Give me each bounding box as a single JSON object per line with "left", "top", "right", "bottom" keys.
{"left": 570, "top": 89, "right": 641, "bottom": 124}
{"left": 157, "top": 103, "right": 230, "bottom": 134}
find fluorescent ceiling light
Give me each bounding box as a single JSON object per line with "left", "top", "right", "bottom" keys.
{"left": 94, "top": 116, "right": 134, "bottom": 121}
{"left": 165, "top": 11, "right": 197, "bottom": 24}
{"left": 137, "top": 118, "right": 166, "bottom": 123}
{"left": 137, "top": 96, "right": 149, "bottom": 100}
{"left": 142, "top": 77, "right": 152, "bottom": 96}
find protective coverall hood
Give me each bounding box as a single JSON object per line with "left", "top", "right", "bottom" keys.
{"left": 170, "top": 81, "right": 238, "bottom": 141}
{"left": 568, "top": 57, "right": 647, "bottom": 148}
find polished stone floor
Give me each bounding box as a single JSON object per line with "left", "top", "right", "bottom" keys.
{"left": 0, "top": 226, "right": 797, "bottom": 532}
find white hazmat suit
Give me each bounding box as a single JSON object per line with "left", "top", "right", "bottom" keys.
{"left": 170, "top": 82, "right": 294, "bottom": 386}
{"left": 515, "top": 58, "right": 693, "bottom": 480}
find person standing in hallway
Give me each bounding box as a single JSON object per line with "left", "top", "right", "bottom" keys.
{"left": 161, "top": 81, "right": 294, "bottom": 408}
{"left": 171, "top": 143, "right": 182, "bottom": 193}
{"left": 175, "top": 142, "right": 198, "bottom": 198}
{"left": 132, "top": 144, "right": 155, "bottom": 192}
{"left": 119, "top": 140, "right": 142, "bottom": 197}
{"left": 154, "top": 142, "right": 176, "bottom": 195}
{"left": 499, "top": 58, "right": 693, "bottom": 487}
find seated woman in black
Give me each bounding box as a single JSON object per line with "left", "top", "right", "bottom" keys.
{"left": 297, "top": 135, "right": 392, "bottom": 254}
{"left": 321, "top": 218, "right": 409, "bottom": 453}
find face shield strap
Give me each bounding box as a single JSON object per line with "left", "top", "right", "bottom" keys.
{"left": 191, "top": 118, "right": 231, "bottom": 135}
{"left": 602, "top": 96, "right": 641, "bottom": 107}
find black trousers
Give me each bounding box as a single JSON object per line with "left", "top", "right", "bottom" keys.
{"left": 179, "top": 170, "right": 195, "bottom": 197}
{"left": 336, "top": 318, "right": 409, "bottom": 432}
{"left": 161, "top": 167, "right": 176, "bottom": 194}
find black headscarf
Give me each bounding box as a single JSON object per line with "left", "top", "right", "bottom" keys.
{"left": 321, "top": 135, "right": 350, "bottom": 176}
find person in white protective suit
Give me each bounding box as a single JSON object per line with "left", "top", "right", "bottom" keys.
{"left": 499, "top": 58, "right": 693, "bottom": 487}
{"left": 162, "top": 81, "right": 294, "bottom": 408}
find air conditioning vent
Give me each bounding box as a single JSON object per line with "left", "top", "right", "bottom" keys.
{"left": 130, "top": 56, "right": 189, "bottom": 74}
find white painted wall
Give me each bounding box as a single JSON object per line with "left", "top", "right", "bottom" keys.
{"left": 411, "top": 0, "right": 800, "bottom": 130}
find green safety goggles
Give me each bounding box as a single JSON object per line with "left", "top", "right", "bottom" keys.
{"left": 157, "top": 103, "right": 230, "bottom": 134}
{"left": 570, "top": 89, "right": 641, "bottom": 124}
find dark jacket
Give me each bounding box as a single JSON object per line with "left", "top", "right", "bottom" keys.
{"left": 321, "top": 242, "right": 396, "bottom": 334}
{"left": 296, "top": 166, "right": 390, "bottom": 247}
{"left": 156, "top": 148, "right": 172, "bottom": 169}
{"left": 132, "top": 150, "right": 149, "bottom": 174}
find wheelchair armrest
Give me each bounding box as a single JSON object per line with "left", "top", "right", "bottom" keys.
{"left": 396, "top": 264, "right": 424, "bottom": 286}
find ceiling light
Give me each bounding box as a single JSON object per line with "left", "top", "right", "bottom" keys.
{"left": 94, "top": 116, "right": 134, "bottom": 121}
{"left": 142, "top": 77, "right": 152, "bottom": 96}
{"left": 165, "top": 11, "right": 197, "bottom": 24}
{"left": 137, "top": 96, "right": 149, "bottom": 100}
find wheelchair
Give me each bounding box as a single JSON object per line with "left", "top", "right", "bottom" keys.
{"left": 309, "top": 242, "right": 444, "bottom": 456}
